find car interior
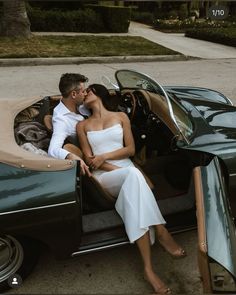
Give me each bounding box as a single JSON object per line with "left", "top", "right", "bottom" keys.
{"left": 13, "top": 89, "right": 198, "bottom": 245}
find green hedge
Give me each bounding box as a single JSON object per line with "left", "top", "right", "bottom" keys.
{"left": 131, "top": 11, "right": 154, "bottom": 25}
{"left": 153, "top": 19, "right": 236, "bottom": 32}
{"left": 28, "top": 5, "right": 130, "bottom": 33}
{"left": 86, "top": 5, "right": 131, "bottom": 33}
{"left": 28, "top": 1, "right": 83, "bottom": 11}
{"left": 185, "top": 28, "right": 236, "bottom": 47}
{"left": 28, "top": 7, "right": 105, "bottom": 32}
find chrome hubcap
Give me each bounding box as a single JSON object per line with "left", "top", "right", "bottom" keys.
{"left": 0, "top": 236, "right": 24, "bottom": 283}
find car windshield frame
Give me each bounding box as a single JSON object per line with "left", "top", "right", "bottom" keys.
{"left": 168, "top": 92, "right": 194, "bottom": 141}
{"left": 115, "top": 70, "right": 192, "bottom": 144}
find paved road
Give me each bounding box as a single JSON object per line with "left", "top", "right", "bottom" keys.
{"left": 9, "top": 231, "right": 200, "bottom": 294}
{"left": 0, "top": 59, "right": 236, "bottom": 99}
{"left": 2, "top": 59, "right": 236, "bottom": 294}
{"left": 0, "top": 59, "right": 235, "bottom": 102}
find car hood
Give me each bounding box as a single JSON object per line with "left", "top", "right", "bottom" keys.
{"left": 165, "top": 86, "right": 232, "bottom": 105}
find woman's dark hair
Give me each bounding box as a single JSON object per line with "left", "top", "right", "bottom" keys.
{"left": 88, "top": 84, "right": 114, "bottom": 111}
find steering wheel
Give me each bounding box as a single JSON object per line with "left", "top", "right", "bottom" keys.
{"left": 120, "top": 91, "right": 136, "bottom": 121}
{"left": 119, "top": 90, "right": 151, "bottom": 122}
{"left": 133, "top": 90, "right": 151, "bottom": 117}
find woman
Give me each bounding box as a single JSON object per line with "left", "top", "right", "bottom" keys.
{"left": 77, "top": 84, "right": 186, "bottom": 294}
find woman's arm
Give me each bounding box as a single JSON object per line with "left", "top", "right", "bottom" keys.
{"left": 89, "top": 113, "right": 135, "bottom": 170}
{"left": 77, "top": 121, "right": 93, "bottom": 163}
{"left": 77, "top": 122, "right": 120, "bottom": 172}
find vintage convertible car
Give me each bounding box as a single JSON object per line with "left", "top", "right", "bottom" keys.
{"left": 1, "top": 69, "right": 236, "bottom": 293}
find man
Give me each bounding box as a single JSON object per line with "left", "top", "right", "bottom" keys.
{"left": 48, "top": 73, "right": 90, "bottom": 176}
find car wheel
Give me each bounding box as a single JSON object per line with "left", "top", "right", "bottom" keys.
{"left": 0, "top": 235, "right": 40, "bottom": 292}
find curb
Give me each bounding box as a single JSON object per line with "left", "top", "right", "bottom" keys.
{"left": 0, "top": 54, "right": 199, "bottom": 67}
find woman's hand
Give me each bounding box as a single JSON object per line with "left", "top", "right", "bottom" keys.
{"left": 88, "top": 155, "right": 105, "bottom": 170}
{"left": 66, "top": 153, "right": 91, "bottom": 177}
{"left": 80, "top": 159, "right": 92, "bottom": 177}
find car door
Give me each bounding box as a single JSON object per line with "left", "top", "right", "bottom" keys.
{"left": 194, "top": 156, "right": 236, "bottom": 293}
{"left": 0, "top": 161, "right": 82, "bottom": 258}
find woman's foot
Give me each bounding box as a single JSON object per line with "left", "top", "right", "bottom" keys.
{"left": 156, "top": 225, "right": 186, "bottom": 258}
{"left": 144, "top": 268, "right": 171, "bottom": 294}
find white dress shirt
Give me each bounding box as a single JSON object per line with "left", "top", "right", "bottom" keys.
{"left": 48, "top": 101, "right": 90, "bottom": 159}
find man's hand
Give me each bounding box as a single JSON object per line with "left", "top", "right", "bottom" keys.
{"left": 80, "top": 159, "right": 92, "bottom": 177}
{"left": 66, "top": 153, "right": 91, "bottom": 177}
{"left": 88, "top": 155, "right": 105, "bottom": 170}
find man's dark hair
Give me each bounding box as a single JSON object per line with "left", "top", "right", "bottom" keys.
{"left": 59, "top": 73, "right": 88, "bottom": 98}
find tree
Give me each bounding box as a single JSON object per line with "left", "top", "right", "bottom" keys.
{"left": 0, "top": 0, "right": 31, "bottom": 37}
{"left": 199, "top": 1, "right": 210, "bottom": 18}
{"left": 229, "top": 1, "right": 236, "bottom": 16}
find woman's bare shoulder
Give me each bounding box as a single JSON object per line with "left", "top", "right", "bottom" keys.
{"left": 117, "top": 111, "right": 129, "bottom": 122}
{"left": 77, "top": 119, "right": 87, "bottom": 132}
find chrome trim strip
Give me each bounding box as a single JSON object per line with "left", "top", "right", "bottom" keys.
{"left": 229, "top": 173, "right": 236, "bottom": 177}
{"left": 145, "top": 71, "right": 186, "bottom": 143}
{"left": 71, "top": 241, "right": 130, "bottom": 256}
{"left": 171, "top": 226, "right": 197, "bottom": 235}
{"left": 225, "top": 96, "right": 233, "bottom": 106}
{"left": 0, "top": 201, "right": 76, "bottom": 216}
{"left": 72, "top": 226, "right": 197, "bottom": 257}
{"left": 154, "top": 82, "right": 189, "bottom": 141}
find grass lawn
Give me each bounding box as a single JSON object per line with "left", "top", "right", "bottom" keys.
{"left": 0, "top": 35, "right": 179, "bottom": 58}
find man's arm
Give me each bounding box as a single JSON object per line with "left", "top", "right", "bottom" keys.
{"left": 48, "top": 131, "right": 70, "bottom": 159}
{"left": 48, "top": 116, "right": 91, "bottom": 176}
{"left": 48, "top": 116, "right": 70, "bottom": 159}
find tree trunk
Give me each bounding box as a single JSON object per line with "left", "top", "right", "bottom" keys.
{"left": 187, "top": 1, "right": 191, "bottom": 17}
{"left": 0, "top": 0, "right": 31, "bottom": 37}
{"left": 229, "top": 1, "right": 236, "bottom": 16}
{"left": 199, "top": 1, "right": 209, "bottom": 18}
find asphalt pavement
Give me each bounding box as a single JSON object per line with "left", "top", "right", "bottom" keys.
{"left": 9, "top": 230, "right": 200, "bottom": 294}
{"left": 1, "top": 59, "right": 235, "bottom": 102}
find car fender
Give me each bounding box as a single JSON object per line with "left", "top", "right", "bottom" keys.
{"left": 0, "top": 162, "right": 82, "bottom": 258}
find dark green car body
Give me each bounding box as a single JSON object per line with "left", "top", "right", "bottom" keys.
{"left": 0, "top": 163, "right": 81, "bottom": 258}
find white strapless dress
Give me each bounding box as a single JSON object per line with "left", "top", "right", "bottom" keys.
{"left": 87, "top": 123, "right": 165, "bottom": 243}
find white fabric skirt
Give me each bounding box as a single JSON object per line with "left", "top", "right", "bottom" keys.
{"left": 95, "top": 166, "right": 166, "bottom": 243}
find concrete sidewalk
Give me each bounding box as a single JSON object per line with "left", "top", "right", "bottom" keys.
{"left": 129, "top": 22, "right": 236, "bottom": 59}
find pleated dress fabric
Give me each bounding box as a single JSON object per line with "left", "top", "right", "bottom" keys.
{"left": 87, "top": 124, "right": 166, "bottom": 243}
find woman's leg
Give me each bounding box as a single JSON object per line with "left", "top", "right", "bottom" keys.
{"left": 136, "top": 232, "right": 171, "bottom": 294}
{"left": 155, "top": 225, "right": 186, "bottom": 257}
